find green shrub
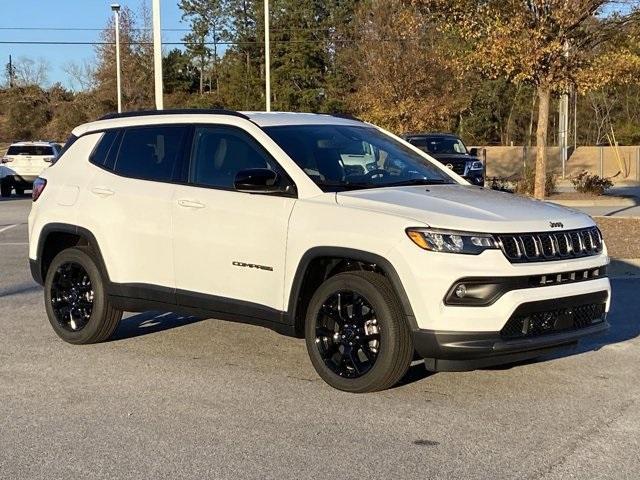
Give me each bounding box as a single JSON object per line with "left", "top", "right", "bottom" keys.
{"left": 571, "top": 171, "right": 613, "bottom": 196}
{"left": 488, "top": 177, "right": 514, "bottom": 193}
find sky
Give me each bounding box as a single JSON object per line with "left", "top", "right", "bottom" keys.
{"left": 0, "top": 0, "right": 187, "bottom": 89}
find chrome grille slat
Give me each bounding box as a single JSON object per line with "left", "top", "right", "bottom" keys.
{"left": 497, "top": 227, "right": 603, "bottom": 263}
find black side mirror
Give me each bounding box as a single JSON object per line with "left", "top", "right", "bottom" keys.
{"left": 469, "top": 147, "right": 485, "bottom": 159}
{"left": 234, "top": 168, "right": 291, "bottom": 194}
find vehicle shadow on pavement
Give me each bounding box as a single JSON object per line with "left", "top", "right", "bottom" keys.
{"left": 394, "top": 363, "right": 436, "bottom": 388}
{"left": 0, "top": 281, "right": 41, "bottom": 298}
{"left": 0, "top": 195, "right": 31, "bottom": 202}
{"left": 110, "top": 311, "right": 204, "bottom": 341}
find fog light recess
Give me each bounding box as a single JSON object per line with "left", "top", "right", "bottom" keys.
{"left": 455, "top": 284, "right": 467, "bottom": 298}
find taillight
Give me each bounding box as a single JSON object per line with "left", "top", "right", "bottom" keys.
{"left": 32, "top": 177, "right": 47, "bottom": 202}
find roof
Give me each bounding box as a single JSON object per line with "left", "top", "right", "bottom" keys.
{"left": 75, "top": 110, "right": 367, "bottom": 136}
{"left": 241, "top": 112, "right": 365, "bottom": 127}
{"left": 9, "top": 141, "right": 57, "bottom": 146}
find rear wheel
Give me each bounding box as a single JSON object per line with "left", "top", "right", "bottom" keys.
{"left": 44, "top": 246, "right": 122, "bottom": 344}
{"left": 304, "top": 271, "right": 413, "bottom": 393}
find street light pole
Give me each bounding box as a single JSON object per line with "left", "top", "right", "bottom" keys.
{"left": 152, "top": 0, "right": 164, "bottom": 110}
{"left": 264, "top": 0, "right": 271, "bottom": 112}
{"left": 111, "top": 4, "right": 122, "bottom": 113}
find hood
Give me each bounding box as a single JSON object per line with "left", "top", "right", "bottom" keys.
{"left": 336, "top": 185, "right": 593, "bottom": 233}
{"left": 429, "top": 153, "right": 475, "bottom": 163}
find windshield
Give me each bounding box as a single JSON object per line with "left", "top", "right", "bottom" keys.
{"left": 409, "top": 136, "right": 468, "bottom": 155}
{"left": 264, "top": 125, "right": 455, "bottom": 191}
{"left": 7, "top": 145, "right": 54, "bottom": 156}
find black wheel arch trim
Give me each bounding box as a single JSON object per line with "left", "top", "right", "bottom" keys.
{"left": 287, "top": 247, "right": 417, "bottom": 331}
{"left": 32, "top": 223, "right": 111, "bottom": 286}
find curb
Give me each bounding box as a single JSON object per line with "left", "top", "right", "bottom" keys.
{"left": 608, "top": 259, "right": 640, "bottom": 279}
{"left": 547, "top": 198, "right": 638, "bottom": 207}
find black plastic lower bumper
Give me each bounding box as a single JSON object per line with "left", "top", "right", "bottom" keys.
{"left": 2, "top": 175, "right": 37, "bottom": 188}
{"left": 414, "top": 321, "right": 609, "bottom": 371}
{"left": 414, "top": 290, "right": 610, "bottom": 371}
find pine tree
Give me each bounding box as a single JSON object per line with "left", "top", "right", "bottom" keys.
{"left": 179, "top": 0, "right": 226, "bottom": 95}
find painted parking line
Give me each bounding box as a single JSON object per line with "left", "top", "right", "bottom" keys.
{"left": 0, "top": 224, "right": 19, "bottom": 234}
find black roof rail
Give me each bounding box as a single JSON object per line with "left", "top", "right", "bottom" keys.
{"left": 329, "top": 112, "right": 364, "bottom": 122}
{"left": 99, "top": 109, "right": 250, "bottom": 121}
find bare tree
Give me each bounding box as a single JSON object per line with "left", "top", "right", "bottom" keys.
{"left": 63, "top": 60, "right": 96, "bottom": 91}
{"left": 11, "top": 57, "right": 49, "bottom": 87}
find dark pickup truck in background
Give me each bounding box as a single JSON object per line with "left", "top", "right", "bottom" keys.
{"left": 403, "top": 132, "right": 485, "bottom": 186}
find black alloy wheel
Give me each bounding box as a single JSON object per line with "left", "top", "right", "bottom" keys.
{"left": 314, "top": 290, "right": 380, "bottom": 378}
{"left": 50, "top": 261, "right": 94, "bottom": 332}
{"left": 44, "top": 246, "right": 122, "bottom": 344}
{"left": 305, "top": 271, "right": 413, "bottom": 393}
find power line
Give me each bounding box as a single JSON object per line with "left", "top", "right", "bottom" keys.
{"left": 0, "top": 27, "right": 190, "bottom": 32}
{"left": 0, "top": 38, "right": 416, "bottom": 46}
{"left": 0, "top": 26, "right": 337, "bottom": 33}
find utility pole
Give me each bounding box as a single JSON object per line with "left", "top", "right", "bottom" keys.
{"left": 7, "top": 55, "right": 14, "bottom": 88}
{"left": 559, "top": 41, "right": 569, "bottom": 179}
{"left": 111, "top": 4, "right": 122, "bottom": 113}
{"left": 559, "top": 90, "right": 569, "bottom": 179}
{"left": 152, "top": 0, "right": 164, "bottom": 110}
{"left": 264, "top": 0, "right": 271, "bottom": 112}
{"left": 574, "top": 91, "right": 577, "bottom": 149}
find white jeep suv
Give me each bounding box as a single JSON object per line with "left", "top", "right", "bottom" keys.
{"left": 28, "top": 110, "right": 610, "bottom": 392}
{"left": 1, "top": 141, "right": 61, "bottom": 197}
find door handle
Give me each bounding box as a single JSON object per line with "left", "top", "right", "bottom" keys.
{"left": 177, "top": 199, "right": 205, "bottom": 209}
{"left": 91, "top": 186, "right": 115, "bottom": 197}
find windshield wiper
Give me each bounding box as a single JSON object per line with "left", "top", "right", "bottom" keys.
{"left": 383, "top": 178, "right": 454, "bottom": 187}
{"left": 315, "top": 181, "right": 373, "bottom": 191}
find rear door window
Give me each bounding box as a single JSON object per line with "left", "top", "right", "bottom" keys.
{"left": 113, "top": 126, "right": 188, "bottom": 182}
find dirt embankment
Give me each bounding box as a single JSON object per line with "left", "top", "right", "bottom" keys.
{"left": 596, "top": 217, "right": 640, "bottom": 258}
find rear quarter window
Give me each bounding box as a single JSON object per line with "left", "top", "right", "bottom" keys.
{"left": 113, "top": 126, "right": 188, "bottom": 182}
{"left": 89, "top": 130, "right": 120, "bottom": 169}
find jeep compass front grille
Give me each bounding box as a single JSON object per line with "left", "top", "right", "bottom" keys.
{"left": 501, "top": 301, "right": 606, "bottom": 339}
{"left": 497, "top": 227, "right": 603, "bottom": 263}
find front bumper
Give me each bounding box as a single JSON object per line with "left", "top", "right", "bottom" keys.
{"left": 413, "top": 290, "right": 609, "bottom": 371}
{"left": 463, "top": 171, "right": 484, "bottom": 186}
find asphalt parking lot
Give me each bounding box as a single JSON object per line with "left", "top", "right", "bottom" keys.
{"left": 1, "top": 197, "right": 639, "bottom": 480}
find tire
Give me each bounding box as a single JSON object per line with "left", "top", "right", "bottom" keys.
{"left": 44, "top": 246, "right": 122, "bottom": 344}
{"left": 0, "top": 180, "right": 11, "bottom": 198}
{"left": 304, "top": 271, "right": 413, "bottom": 393}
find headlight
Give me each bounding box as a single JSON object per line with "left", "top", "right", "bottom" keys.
{"left": 406, "top": 228, "right": 498, "bottom": 254}
{"left": 469, "top": 160, "right": 484, "bottom": 170}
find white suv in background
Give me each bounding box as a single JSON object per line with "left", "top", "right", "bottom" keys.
{"left": 28, "top": 110, "right": 610, "bottom": 392}
{"left": 1, "top": 141, "right": 61, "bottom": 197}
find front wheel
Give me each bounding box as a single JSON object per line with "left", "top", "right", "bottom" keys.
{"left": 44, "top": 246, "right": 122, "bottom": 344}
{"left": 305, "top": 271, "right": 413, "bottom": 393}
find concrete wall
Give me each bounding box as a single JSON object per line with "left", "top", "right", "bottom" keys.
{"left": 478, "top": 146, "right": 640, "bottom": 182}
